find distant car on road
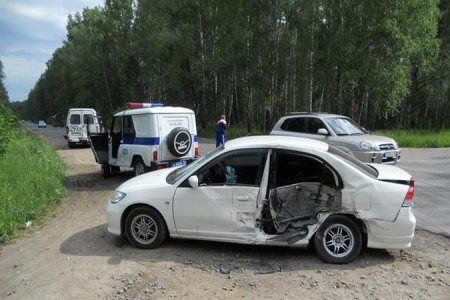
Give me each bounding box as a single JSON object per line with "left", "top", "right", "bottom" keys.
{"left": 271, "top": 113, "right": 401, "bottom": 164}
{"left": 106, "top": 135, "right": 415, "bottom": 264}
{"left": 38, "top": 120, "right": 47, "bottom": 128}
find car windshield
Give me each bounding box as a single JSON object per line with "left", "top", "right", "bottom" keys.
{"left": 325, "top": 117, "right": 367, "bottom": 136}
{"left": 166, "top": 145, "right": 224, "bottom": 184}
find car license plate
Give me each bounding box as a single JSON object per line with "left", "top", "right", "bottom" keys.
{"left": 170, "top": 160, "right": 187, "bottom": 167}
{"left": 386, "top": 151, "right": 395, "bottom": 158}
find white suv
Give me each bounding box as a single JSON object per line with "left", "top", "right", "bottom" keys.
{"left": 89, "top": 103, "right": 199, "bottom": 177}
{"left": 271, "top": 113, "right": 401, "bottom": 164}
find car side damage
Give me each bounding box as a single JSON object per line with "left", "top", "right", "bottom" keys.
{"left": 258, "top": 150, "right": 342, "bottom": 243}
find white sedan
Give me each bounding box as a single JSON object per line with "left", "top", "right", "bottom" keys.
{"left": 106, "top": 135, "right": 416, "bottom": 264}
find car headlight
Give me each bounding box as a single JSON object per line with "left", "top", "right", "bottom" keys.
{"left": 110, "top": 191, "right": 127, "bottom": 204}
{"left": 359, "top": 141, "right": 379, "bottom": 151}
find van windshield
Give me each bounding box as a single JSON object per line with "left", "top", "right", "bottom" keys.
{"left": 70, "top": 114, "right": 81, "bottom": 125}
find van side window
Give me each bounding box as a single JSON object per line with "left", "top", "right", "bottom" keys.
{"left": 70, "top": 114, "right": 81, "bottom": 125}
{"left": 123, "top": 116, "right": 136, "bottom": 139}
{"left": 112, "top": 116, "right": 123, "bottom": 134}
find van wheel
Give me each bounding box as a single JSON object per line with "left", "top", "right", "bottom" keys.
{"left": 134, "top": 158, "right": 148, "bottom": 177}
{"left": 167, "top": 127, "right": 192, "bottom": 157}
{"left": 68, "top": 141, "right": 75, "bottom": 148}
{"left": 101, "top": 163, "right": 111, "bottom": 179}
{"left": 314, "top": 215, "right": 362, "bottom": 264}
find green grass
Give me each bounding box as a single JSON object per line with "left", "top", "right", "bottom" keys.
{"left": 0, "top": 130, "right": 67, "bottom": 244}
{"left": 374, "top": 129, "right": 450, "bottom": 148}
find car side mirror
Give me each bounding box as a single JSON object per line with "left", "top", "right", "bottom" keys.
{"left": 318, "top": 128, "right": 328, "bottom": 135}
{"left": 188, "top": 175, "right": 199, "bottom": 188}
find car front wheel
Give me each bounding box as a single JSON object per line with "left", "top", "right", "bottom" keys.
{"left": 125, "top": 207, "right": 167, "bottom": 249}
{"left": 314, "top": 215, "right": 362, "bottom": 264}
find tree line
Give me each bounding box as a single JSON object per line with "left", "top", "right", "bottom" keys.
{"left": 10, "top": 0, "right": 450, "bottom": 131}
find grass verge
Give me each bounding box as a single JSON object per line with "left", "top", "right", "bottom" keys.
{"left": 374, "top": 129, "right": 450, "bottom": 148}
{"left": 0, "top": 129, "right": 67, "bottom": 244}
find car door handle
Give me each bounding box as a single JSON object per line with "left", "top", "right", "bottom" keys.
{"left": 236, "top": 196, "right": 250, "bottom": 201}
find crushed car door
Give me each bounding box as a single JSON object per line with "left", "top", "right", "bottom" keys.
{"left": 261, "top": 150, "right": 342, "bottom": 243}
{"left": 173, "top": 149, "right": 268, "bottom": 240}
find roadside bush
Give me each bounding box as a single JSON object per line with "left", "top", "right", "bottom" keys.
{"left": 375, "top": 129, "right": 450, "bottom": 148}
{"left": 0, "top": 104, "right": 18, "bottom": 156}
{"left": 0, "top": 130, "right": 67, "bottom": 244}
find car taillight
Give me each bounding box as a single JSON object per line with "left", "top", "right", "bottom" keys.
{"left": 194, "top": 146, "right": 199, "bottom": 157}
{"left": 153, "top": 149, "right": 158, "bottom": 161}
{"left": 402, "top": 178, "right": 414, "bottom": 207}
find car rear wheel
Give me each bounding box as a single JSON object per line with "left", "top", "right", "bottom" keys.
{"left": 101, "top": 163, "right": 111, "bottom": 179}
{"left": 133, "top": 158, "right": 147, "bottom": 177}
{"left": 125, "top": 207, "right": 167, "bottom": 249}
{"left": 314, "top": 215, "right": 362, "bottom": 264}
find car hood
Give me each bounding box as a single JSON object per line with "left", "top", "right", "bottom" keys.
{"left": 337, "top": 134, "right": 396, "bottom": 144}
{"left": 117, "top": 167, "right": 177, "bottom": 192}
{"left": 368, "top": 164, "right": 412, "bottom": 181}
{"left": 331, "top": 134, "right": 398, "bottom": 150}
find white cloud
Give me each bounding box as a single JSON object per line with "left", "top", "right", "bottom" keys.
{"left": 2, "top": 56, "right": 47, "bottom": 101}
{"left": 6, "top": 3, "right": 68, "bottom": 30}
{"left": 0, "top": 0, "right": 104, "bottom": 101}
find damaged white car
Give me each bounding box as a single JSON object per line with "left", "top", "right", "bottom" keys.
{"left": 106, "top": 136, "right": 416, "bottom": 264}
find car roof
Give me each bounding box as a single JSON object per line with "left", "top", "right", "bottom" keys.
{"left": 115, "top": 106, "right": 194, "bottom": 116}
{"left": 68, "top": 108, "right": 97, "bottom": 112}
{"left": 224, "top": 135, "right": 329, "bottom": 152}
{"left": 284, "top": 112, "right": 346, "bottom": 118}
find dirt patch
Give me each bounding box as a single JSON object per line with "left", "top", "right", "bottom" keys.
{"left": 0, "top": 135, "right": 449, "bottom": 299}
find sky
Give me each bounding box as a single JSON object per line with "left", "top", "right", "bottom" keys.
{"left": 0, "top": 0, "right": 104, "bottom": 102}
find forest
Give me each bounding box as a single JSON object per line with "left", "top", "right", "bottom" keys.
{"left": 8, "top": 0, "right": 450, "bottom": 131}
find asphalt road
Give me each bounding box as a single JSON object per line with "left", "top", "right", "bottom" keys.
{"left": 398, "top": 148, "right": 450, "bottom": 237}
{"left": 26, "top": 123, "right": 450, "bottom": 237}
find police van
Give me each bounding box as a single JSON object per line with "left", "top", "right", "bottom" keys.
{"left": 65, "top": 108, "right": 102, "bottom": 148}
{"left": 89, "top": 102, "right": 199, "bottom": 178}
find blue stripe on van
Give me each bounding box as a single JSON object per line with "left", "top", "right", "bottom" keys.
{"left": 122, "top": 137, "right": 160, "bottom": 145}
{"left": 122, "top": 135, "right": 197, "bottom": 145}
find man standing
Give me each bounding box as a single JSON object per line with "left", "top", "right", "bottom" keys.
{"left": 215, "top": 114, "right": 227, "bottom": 147}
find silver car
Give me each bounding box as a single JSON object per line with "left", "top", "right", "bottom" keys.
{"left": 270, "top": 113, "right": 400, "bottom": 164}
